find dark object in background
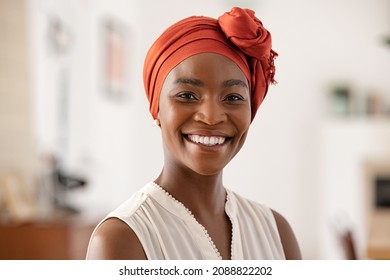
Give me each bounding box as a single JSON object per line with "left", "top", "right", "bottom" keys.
{"left": 52, "top": 167, "right": 87, "bottom": 214}
{"left": 329, "top": 85, "right": 352, "bottom": 116}
{"left": 375, "top": 177, "right": 390, "bottom": 208}
{"left": 340, "top": 230, "right": 358, "bottom": 260}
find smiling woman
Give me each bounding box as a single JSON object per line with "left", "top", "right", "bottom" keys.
{"left": 86, "top": 7, "right": 301, "bottom": 260}
{"left": 158, "top": 53, "right": 251, "bottom": 179}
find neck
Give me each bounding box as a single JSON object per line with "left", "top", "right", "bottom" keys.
{"left": 155, "top": 165, "right": 226, "bottom": 218}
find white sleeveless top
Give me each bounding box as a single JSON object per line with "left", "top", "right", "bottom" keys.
{"left": 90, "top": 182, "right": 285, "bottom": 260}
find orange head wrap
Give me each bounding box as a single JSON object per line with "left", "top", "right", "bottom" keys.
{"left": 143, "top": 7, "right": 277, "bottom": 121}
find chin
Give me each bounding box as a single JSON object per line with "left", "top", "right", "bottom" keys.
{"left": 187, "top": 162, "right": 227, "bottom": 177}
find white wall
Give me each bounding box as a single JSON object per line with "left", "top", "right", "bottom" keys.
{"left": 29, "top": 0, "right": 141, "bottom": 212}
{"left": 28, "top": 0, "right": 390, "bottom": 259}
{"left": 318, "top": 119, "right": 390, "bottom": 259}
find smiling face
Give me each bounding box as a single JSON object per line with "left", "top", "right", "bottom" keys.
{"left": 158, "top": 53, "right": 251, "bottom": 176}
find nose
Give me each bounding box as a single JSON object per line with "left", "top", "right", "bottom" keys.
{"left": 193, "top": 99, "right": 227, "bottom": 125}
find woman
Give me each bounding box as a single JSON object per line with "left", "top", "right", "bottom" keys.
{"left": 87, "top": 7, "right": 301, "bottom": 260}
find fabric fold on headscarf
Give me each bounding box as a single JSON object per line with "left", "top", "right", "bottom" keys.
{"left": 143, "top": 7, "right": 277, "bottom": 121}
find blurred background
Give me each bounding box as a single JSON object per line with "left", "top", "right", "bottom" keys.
{"left": 0, "top": 0, "right": 389, "bottom": 260}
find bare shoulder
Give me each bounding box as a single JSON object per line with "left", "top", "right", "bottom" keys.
{"left": 86, "top": 217, "right": 147, "bottom": 260}
{"left": 271, "top": 209, "right": 302, "bottom": 260}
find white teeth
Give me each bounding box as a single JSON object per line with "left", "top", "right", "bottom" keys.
{"left": 188, "top": 135, "right": 226, "bottom": 146}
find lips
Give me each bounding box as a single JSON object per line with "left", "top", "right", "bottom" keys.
{"left": 186, "top": 134, "right": 229, "bottom": 146}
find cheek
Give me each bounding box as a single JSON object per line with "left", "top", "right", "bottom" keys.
{"left": 231, "top": 106, "right": 251, "bottom": 152}
{"left": 158, "top": 95, "right": 174, "bottom": 123}
{"left": 232, "top": 105, "right": 251, "bottom": 133}
{"left": 159, "top": 101, "right": 184, "bottom": 127}
{"left": 158, "top": 101, "right": 190, "bottom": 146}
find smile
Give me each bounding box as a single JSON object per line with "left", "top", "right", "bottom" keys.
{"left": 187, "top": 134, "right": 226, "bottom": 146}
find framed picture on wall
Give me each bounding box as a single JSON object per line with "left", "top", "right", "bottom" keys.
{"left": 102, "top": 18, "right": 129, "bottom": 101}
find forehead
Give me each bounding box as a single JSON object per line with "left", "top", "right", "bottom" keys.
{"left": 164, "top": 53, "right": 248, "bottom": 85}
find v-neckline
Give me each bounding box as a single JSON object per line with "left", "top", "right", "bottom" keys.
{"left": 150, "top": 181, "right": 234, "bottom": 260}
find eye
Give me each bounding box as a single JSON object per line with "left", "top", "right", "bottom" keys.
{"left": 224, "top": 94, "right": 245, "bottom": 103}
{"left": 176, "top": 92, "right": 198, "bottom": 101}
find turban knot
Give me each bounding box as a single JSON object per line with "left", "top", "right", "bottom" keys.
{"left": 143, "top": 7, "right": 277, "bottom": 121}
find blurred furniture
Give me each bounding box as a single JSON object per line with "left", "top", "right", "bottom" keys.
{"left": 0, "top": 215, "right": 97, "bottom": 260}
{"left": 366, "top": 210, "right": 390, "bottom": 259}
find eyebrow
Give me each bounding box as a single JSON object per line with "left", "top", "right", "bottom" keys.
{"left": 222, "top": 79, "right": 248, "bottom": 89}
{"left": 174, "top": 78, "right": 248, "bottom": 89}
{"left": 174, "top": 78, "right": 204, "bottom": 87}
